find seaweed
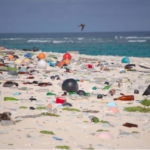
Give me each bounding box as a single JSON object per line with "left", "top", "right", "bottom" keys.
{"left": 124, "top": 106, "right": 150, "bottom": 113}
{"left": 132, "top": 131, "right": 139, "bottom": 134}
{"left": 91, "top": 117, "right": 99, "bottom": 123}
{"left": 96, "top": 129, "right": 109, "bottom": 132}
{"left": 36, "top": 106, "right": 46, "bottom": 110}
{"left": 40, "top": 113, "right": 60, "bottom": 117}
{"left": 56, "top": 145, "right": 70, "bottom": 150}
{"left": 141, "top": 99, "right": 150, "bottom": 106}
{"left": 100, "top": 120, "right": 109, "bottom": 124}
{"left": 62, "top": 108, "right": 80, "bottom": 112}
{"left": 19, "top": 106, "right": 28, "bottom": 109}
{"left": 40, "top": 130, "right": 54, "bottom": 135}
{"left": 83, "top": 121, "right": 89, "bottom": 123}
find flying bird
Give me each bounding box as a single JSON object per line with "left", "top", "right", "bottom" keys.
{"left": 79, "top": 24, "right": 85, "bottom": 31}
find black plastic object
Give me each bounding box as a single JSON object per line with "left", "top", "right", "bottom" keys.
{"left": 14, "top": 55, "right": 19, "bottom": 59}
{"left": 33, "top": 47, "right": 38, "bottom": 52}
{"left": 62, "top": 102, "right": 72, "bottom": 107}
{"left": 139, "top": 65, "right": 150, "bottom": 69}
{"left": 97, "top": 94, "right": 103, "bottom": 99}
{"left": 29, "top": 98, "right": 36, "bottom": 101}
{"left": 56, "top": 77, "right": 60, "bottom": 80}
{"left": 3, "top": 81, "right": 18, "bottom": 87}
{"left": 63, "top": 64, "right": 68, "bottom": 67}
{"left": 50, "top": 76, "right": 55, "bottom": 80}
{"left": 125, "top": 64, "right": 136, "bottom": 69}
{"left": 32, "top": 81, "right": 38, "bottom": 84}
{"left": 105, "top": 81, "right": 109, "bottom": 85}
{"left": 62, "top": 78, "right": 79, "bottom": 93}
{"left": 29, "top": 107, "right": 35, "bottom": 110}
{"left": 77, "top": 90, "right": 86, "bottom": 96}
{"left": 22, "top": 49, "right": 31, "bottom": 51}
{"left": 55, "top": 75, "right": 60, "bottom": 78}
{"left": 55, "top": 61, "right": 60, "bottom": 65}
{"left": 134, "top": 90, "right": 139, "bottom": 94}
{"left": 143, "top": 85, "right": 150, "bottom": 96}
{"left": 0, "top": 58, "right": 4, "bottom": 64}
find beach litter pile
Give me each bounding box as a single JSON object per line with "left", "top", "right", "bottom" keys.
{"left": 0, "top": 48, "right": 150, "bottom": 149}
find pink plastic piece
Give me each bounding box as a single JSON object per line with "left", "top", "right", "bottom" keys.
{"left": 109, "top": 107, "right": 119, "bottom": 113}
{"left": 97, "top": 132, "right": 114, "bottom": 140}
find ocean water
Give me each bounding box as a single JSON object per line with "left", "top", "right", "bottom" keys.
{"left": 0, "top": 32, "right": 150, "bottom": 57}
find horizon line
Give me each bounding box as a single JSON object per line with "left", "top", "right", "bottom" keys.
{"left": 0, "top": 31, "right": 150, "bottom": 34}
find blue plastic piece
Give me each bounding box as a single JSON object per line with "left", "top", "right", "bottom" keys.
{"left": 19, "top": 67, "right": 28, "bottom": 72}
{"left": 24, "top": 53, "right": 32, "bottom": 58}
{"left": 53, "top": 137, "right": 63, "bottom": 141}
{"left": 57, "top": 104, "right": 63, "bottom": 108}
{"left": 121, "top": 57, "right": 130, "bottom": 63}
{"left": 49, "top": 61, "right": 55, "bottom": 67}
{"left": 77, "top": 77, "right": 88, "bottom": 81}
{"left": 13, "top": 92, "right": 21, "bottom": 96}
{"left": 107, "top": 102, "right": 117, "bottom": 107}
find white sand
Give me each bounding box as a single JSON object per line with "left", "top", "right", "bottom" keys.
{"left": 0, "top": 49, "right": 150, "bottom": 149}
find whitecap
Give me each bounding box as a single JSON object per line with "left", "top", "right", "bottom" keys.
{"left": 128, "top": 40, "right": 146, "bottom": 43}
{"left": 27, "top": 40, "right": 51, "bottom": 43}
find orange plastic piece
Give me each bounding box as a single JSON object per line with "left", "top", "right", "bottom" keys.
{"left": 38, "top": 53, "right": 45, "bottom": 59}
{"left": 63, "top": 59, "right": 70, "bottom": 64}
{"left": 56, "top": 61, "right": 65, "bottom": 67}
{"left": 9, "top": 55, "right": 14, "bottom": 60}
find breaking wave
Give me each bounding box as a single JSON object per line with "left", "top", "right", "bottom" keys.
{"left": 128, "top": 40, "right": 147, "bottom": 43}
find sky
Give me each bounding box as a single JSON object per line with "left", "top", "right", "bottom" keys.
{"left": 0, "top": 0, "right": 150, "bottom": 33}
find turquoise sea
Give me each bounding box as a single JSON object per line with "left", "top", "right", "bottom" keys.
{"left": 0, "top": 32, "right": 150, "bottom": 57}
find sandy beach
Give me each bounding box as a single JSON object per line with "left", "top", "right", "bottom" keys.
{"left": 0, "top": 49, "right": 150, "bottom": 149}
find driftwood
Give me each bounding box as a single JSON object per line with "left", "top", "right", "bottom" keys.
{"left": 0, "top": 51, "right": 15, "bottom": 55}
{"left": 15, "top": 114, "right": 41, "bottom": 119}
{"left": 67, "top": 51, "right": 79, "bottom": 54}
{"left": 82, "top": 110, "right": 99, "bottom": 113}
{"left": 79, "top": 57, "right": 97, "bottom": 61}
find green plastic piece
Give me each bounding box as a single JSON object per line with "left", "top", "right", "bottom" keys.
{"left": 76, "top": 79, "right": 80, "bottom": 82}
{"left": 4, "top": 97, "right": 19, "bottom": 101}
{"left": 103, "top": 84, "right": 112, "bottom": 90}
{"left": 46, "top": 92, "right": 56, "bottom": 96}
{"left": 69, "top": 92, "right": 75, "bottom": 95}
{"left": 86, "top": 93, "right": 90, "bottom": 96}
{"left": 92, "top": 86, "right": 97, "bottom": 90}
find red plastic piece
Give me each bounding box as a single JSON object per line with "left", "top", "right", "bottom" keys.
{"left": 27, "top": 76, "right": 34, "bottom": 79}
{"left": 56, "top": 97, "right": 65, "bottom": 104}
{"left": 63, "top": 53, "right": 72, "bottom": 60}
{"left": 0, "top": 64, "right": 6, "bottom": 66}
{"left": 87, "top": 64, "right": 93, "bottom": 68}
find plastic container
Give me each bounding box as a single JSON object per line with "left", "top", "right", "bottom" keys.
{"left": 56, "top": 97, "right": 65, "bottom": 104}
